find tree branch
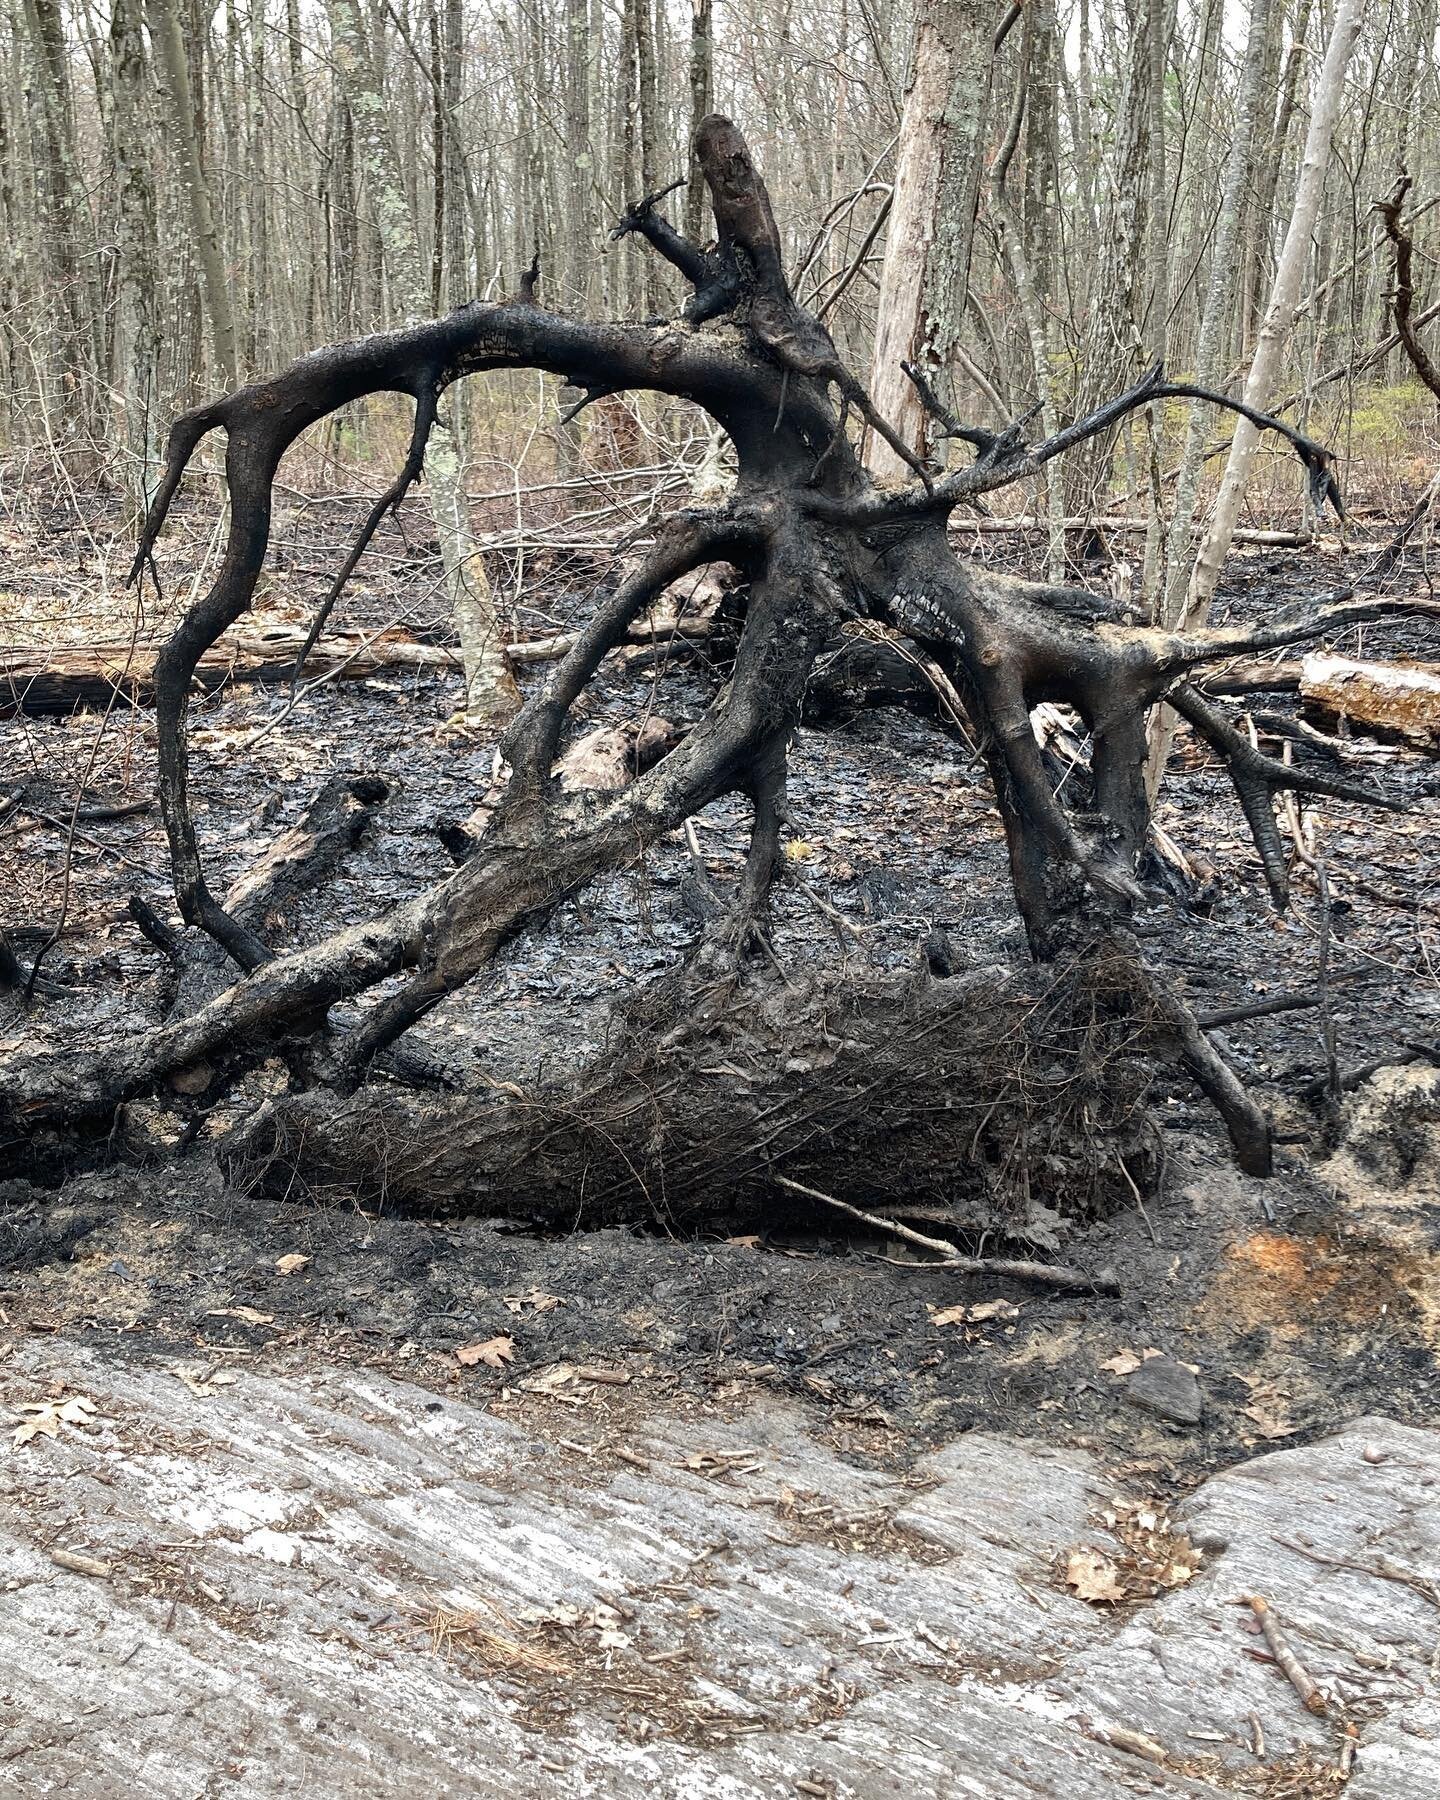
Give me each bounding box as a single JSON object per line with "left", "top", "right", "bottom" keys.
{"left": 1166, "top": 683, "right": 1401, "bottom": 907}
{"left": 1377, "top": 172, "right": 1440, "bottom": 400}
{"left": 290, "top": 381, "right": 441, "bottom": 688}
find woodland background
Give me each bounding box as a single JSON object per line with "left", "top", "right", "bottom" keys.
{"left": 1, "top": 0, "right": 1437, "bottom": 538}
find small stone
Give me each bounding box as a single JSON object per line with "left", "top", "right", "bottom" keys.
{"left": 1362, "top": 1443, "right": 1388, "bottom": 1465}
{"left": 1125, "top": 1355, "right": 1203, "bottom": 1426}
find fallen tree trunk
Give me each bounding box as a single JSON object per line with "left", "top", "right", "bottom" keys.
{"left": 955, "top": 515, "right": 1316, "bottom": 548}
{"left": 227, "top": 960, "right": 1158, "bottom": 1240}
{"left": 1300, "top": 653, "right": 1440, "bottom": 750}
{"left": 1, "top": 619, "right": 716, "bottom": 718}
{"left": 1194, "top": 659, "right": 1304, "bottom": 696}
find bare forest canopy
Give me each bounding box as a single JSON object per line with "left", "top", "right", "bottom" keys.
{"left": 1, "top": 0, "right": 1438, "bottom": 514}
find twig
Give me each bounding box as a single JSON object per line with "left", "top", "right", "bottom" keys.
{"left": 73, "top": 798, "right": 152, "bottom": 823}
{"left": 1080, "top": 1719, "right": 1169, "bottom": 1765}
{"left": 1298, "top": 1041, "right": 1439, "bottom": 1099}
{"left": 49, "top": 1548, "right": 112, "bottom": 1579}
{"left": 1247, "top": 1596, "right": 1328, "bottom": 1716}
{"left": 784, "top": 871, "right": 868, "bottom": 948}
{"left": 1280, "top": 746, "right": 1339, "bottom": 1106}
{"left": 1116, "top": 1156, "right": 1156, "bottom": 1245}
{"left": 1196, "top": 974, "right": 1371, "bottom": 1030}
{"left": 771, "top": 1175, "right": 1120, "bottom": 1293}
{"left": 1273, "top": 1536, "right": 1440, "bottom": 1609}
{"left": 128, "top": 895, "right": 185, "bottom": 965}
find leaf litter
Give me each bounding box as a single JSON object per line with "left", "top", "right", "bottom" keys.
{"left": 1062, "top": 1499, "right": 1204, "bottom": 1607}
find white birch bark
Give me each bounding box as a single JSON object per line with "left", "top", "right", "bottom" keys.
{"left": 865, "top": 0, "right": 994, "bottom": 481}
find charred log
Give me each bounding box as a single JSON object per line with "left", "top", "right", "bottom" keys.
{"left": 229, "top": 959, "right": 1159, "bottom": 1239}
{"left": 0, "top": 621, "right": 717, "bottom": 719}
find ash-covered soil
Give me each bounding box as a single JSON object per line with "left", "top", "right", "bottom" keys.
{"left": 1, "top": 1092, "right": 1438, "bottom": 1501}
{"left": 4, "top": 490, "right": 1440, "bottom": 1493}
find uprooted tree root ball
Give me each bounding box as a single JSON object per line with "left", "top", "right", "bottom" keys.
{"left": 2, "top": 117, "right": 1434, "bottom": 1236}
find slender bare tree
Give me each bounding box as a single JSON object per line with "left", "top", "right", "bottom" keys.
{"left": 864, "top": 0, "right": 996, "bottom": 479}
{"left": 1184, "top": 0, "right": 1364, "bottom": 630}
{"left": 325, "top": 0, "right": 519, "bottom": 722}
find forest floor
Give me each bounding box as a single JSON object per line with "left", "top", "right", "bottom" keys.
{"left": 3, "top": 487, "right": 1440, "bottom": 1795}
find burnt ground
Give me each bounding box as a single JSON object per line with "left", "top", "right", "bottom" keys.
{"left": 3, "top": 483, "right": 1440, "bottom": 1508}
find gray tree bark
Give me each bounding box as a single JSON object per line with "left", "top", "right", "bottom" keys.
{"left": 146, "top": 0, "right": 239, "bottom": 388}
{"left": 865, "top": 0, "right": 995, "bottom": 480}
{"left": 325, "top": 0, "right": 519, "bottom": 722}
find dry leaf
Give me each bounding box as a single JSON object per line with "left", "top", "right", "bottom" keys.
{"left": 275, "top": 1253, "right": 311, "bottom": 1276}
{"left": 1101, "top": 1349, "right": 1143, "bottom": 1376}
{"left": 589, "top": 1602, "right": 631, "bottom": 1650}
{"left": 11, "top": 1395, "right": 99, "bottom": 1446}
{"left": 456, "top": 1335, "right": 515, "bottom": 1369}
{"left": 1242, "top": 1401, "right": 1300, "bottom": 1440}
{"left": 931, "top": 1299, "right": 1019, "bottom": 1328}
{"left": 518, "top": 1601, "right": 584, "bottom": 1629}
{"left": 968, "top": 1300, "right": 1020, "bottom": 1323}
{"left": 177, "top": 1368, "right": 240, "bottom": 1398}
{"left": 1065, "top": 1547, "right": 1127, "bottom": 1605}
{"left": 205, "top": 1306, "right": 274, "bottom": 1325}
{"left": 724, "top": 1235, "right": 762, "bottom": 1250}
{"left": 1080, "top": 1502, "right": 1204, "bottom": 1601}
{"left": 501, "top": 1288, "right": 565, "bottom": 1315}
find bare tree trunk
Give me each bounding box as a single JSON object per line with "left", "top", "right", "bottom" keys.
{"left": 1182, "top": 0, "right": 1363, "bottom": 629}
{"left": 21, "top": 0, "right": 100, "bottom": 437}
{"left": 865, "top": 0, "right": 995, "bottom": 480}
{"left": 1160, "top": 0, "right": 1275, "bottom": 628}
{"left": 1062, "top": 0, "right": 1155, "bottom": 521}
{"left": 325, "top": 0, "right": 519, "bottom": 722}
{"left": 147, "top": 0, "right": 238, "bottom": 388}
{"left": 634, "top": 0, "right": 661, "bottom": 314}
{"left": 109, "top": 0, "right": 159, "bottom": 514}
{"left": 1240, "top": 0, "right": 1313, "bottom": 364}
{"left": 991, "top": 2, "right": 1062, "bottom": 575}
{"left": 684, "top": 0, "right": 713, "bottom": 246}
{"left": 565, "top": 0, "right": 595, "bottom": 308}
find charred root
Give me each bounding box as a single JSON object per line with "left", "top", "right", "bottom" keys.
{"left": 229, "top": 959, "right": 1161, "bottom": 1239}
{"left": 3, "top": 113, "right": 1429, "bottom": 1228}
